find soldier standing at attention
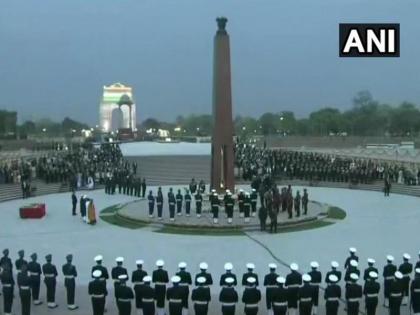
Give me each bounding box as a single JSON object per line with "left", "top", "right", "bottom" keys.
{"left": 211, "top": 192, "right": 220, "bottom": 224}
{"left": 184, "top": 190, "right": 192, "bottom": 217}
{"left": 176, "top": 189, "right": 183, "bottom": 216}
{"left": 62, "top": 254, "right": 78, "bottom": 310}
{"left": 220, "top": 263, "right": 237, "bottom": 287}
{"left": 294, "top": 191, "right": 301, "bottom": 217}
{"left": 285, "top": 263, "right": 302, "bottom": 315}
{"left": 89, "top": 270, "right": 108, "bottom": 315}
{"left": 147, "top": 191, "right": 155, "bottom": 218}
{"left": 345, "top": 273, "right": 363, "bottom": 315}
{"left": 15, "top": 250, "right": 27, "bottom": 274}
{"left": 116, "top": 274, "right": 134, "bottom": 315}
{"left": 286, "top": 190, "right": 294, "bottom": 219}
{"left": 195, "top": 262, "right": 213, "bottom": 287}
{"left": 258, "top": 206, "right": 267, "bottom": 231}
{"left": 225, "top": 192, "right": 234, "bottom": 224}
{"left": 141, "top": 178, "right": 147, "bottom": 198}
{"left": 192, "top": 276, "right": 211, "bottom": 315}
{"left": 344, "top": 248, "right": 358, "bottom": 270}
{"left": 219, "top": 277, "right": 238, "bottom": 315}
{"left": 243, "top": 192, "right": 251, "bottom": 223}
{"left": 132, "top": 259, "right": 147, "bottom": 314}
{"left": 383, "top": 255, "right": 397, "bottom": 307}
{"left": 138, "top": 275, "right": 155, "bottom": 315}
{"left": 17, "top": 263, "right": 31, "bottom": 315}
{"left": 398, "top": 253, "right": 413, "bottom": 305}
{"left": 237, "top": 189, "right": 245, "bottom": 218}
{"left": 195, "top": 190, "right": 203, "bottom": 218}
{"left": 345, "top": 260, "right": 360, "bottom": 287}
{"left": 308, "top": 261, "right": 322, "bottom": 315}
{"left": 92, "top": 255, "right": 109, "bottom": 286}
{"left": 167, "top": 275, "right": 184, "bottom": 315}
{"left": 250, "top": 188, "right": 258, "bottom": 217}
{"left": 411, "top": 268, "right": 420, "bottom": 315}
{"left": 112, "top": 257, "right": 128, "bottom": 302}
{"left": 168, "top": 188, "right": 176, "bottom": 221}
{"left": 363, "top": 258, "right": 379, "bottom": 282}
{"left": 298, "top": 274, "right": 314, "bottom": 315}
{"left": 71, "top": 191, "right": 77, "bottom": 216}
{"left": 264, "top": 263, "right": 278, "bottom": 315}
{"left": 153, "top": 259, "right": 169, "bottom": 315}
{"left": 363, "top": 271, "right": 380, "bottom": 315}
{"left": 389, "top": 271, "right": 403, "bottom": 315}
{"left": 176, "top": 262, "right": 192, "bottom": 315}
{"left": 324, "top": 274, "right": 341, "bottom": 315}
{"left": 28, "top": 253, "right": 42, "bottom": 305}
{"left": 242, "top": 263, "right": 259, "bottom": 287}
{"left": 242, "top": 277, "right": 261, "bottom": 315}
{"left": 1, "top": 262, "right": 14, "bottom": 315}
{"left": 302, "top": 188, "right": 309, "bottom": 215}
{"left": 156, "top": 187, "right": 164, "bottom": 220}
{"left": 325, "top": 261, "right": 342, "bottom": 284}
{"left": 42, "top": 254, "right": 58, "bottom": 308}
{"left": 1, "top": 249, "right": 13, "bottom": 273}
{"left": 271, "top": 276, "right": 288, "bottom": 315}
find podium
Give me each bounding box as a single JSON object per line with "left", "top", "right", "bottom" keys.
{"left": 19, "top": 203, "right": 46, "bottom": 219}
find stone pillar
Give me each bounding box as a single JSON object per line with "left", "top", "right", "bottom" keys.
{"left": 210, "top": 17, "right": 235, "bottom": 192}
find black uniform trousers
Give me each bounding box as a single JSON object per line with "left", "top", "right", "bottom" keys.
{"left": 169, "top": 204, "right": 176, "bottom": 219}
{"left": 45, "top": 278, "right": 56, "bottom": 303}
{"left": 244, "top": 305, "right": 258, "bottom": 315}
{"left": 91, "top": 296, "right": 105, "bottom": 315}
{"left": 72, "top": 202, "right": 77, "bottom": 215}
{"left": 326, "top": 301, "right": 339, "bottom": 315}
{"left": 389, "top": 296, "right": 402, "bottom": 315}
{"left": 186, "top": 201, "right": 191, "bottom": 215}
{"left": 193, "top": 303, "right": 208, "bottom": 315}
{"left": 157, "top": 203, "right": 163, "bottom": 218}
{"left": 273, "top": 305, "right": 288, "bottom": 315}
{"left": 30, "top": 276, "right": 41, "bottom": 301}
{"left": 142, "top": 301, "right": 155, "bottom": 315}
{"left": 196, "top": 202, "right": 202, "bottom": 215}
{"left": 299, "top": 301, "right": 312, "bottom": 315}
{"left": 155, "top": 284, "right": 166, "bottom": 308}
{"left": 221, "top": 305, "right": 235, "bottom": 315}
{"left": 2, "top": 287, "right": 14, "bottom": 314}
{"left": 148, "top": 203, "right": 154, "bottom": 216}
{"left": 365, "top": 297, "right": 378, "bottom": 315}
{"left": 347, "top": 301, "right": 359, "bottom": 315}
{"left": 117, "top": 300, "right": 131, "bottom": 315}
{"left": 65, "top": 278, "right": 76, "bottom": 305}
{"left": 169, "top": 301, "right": 183, "bottom": 315}
{"left": 20, "top": 288, "right": 31, "bottom": 315}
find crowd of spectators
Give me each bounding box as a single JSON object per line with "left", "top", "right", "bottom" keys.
{"left": 235, "top": 143, "right": 420, "bottom": 185}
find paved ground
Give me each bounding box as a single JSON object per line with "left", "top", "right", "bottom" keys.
{"left": 117, "top": 185, "right": 323, "bottom": 228}
{"left": 0, "top": 186, "right": 419, "bottom": 314}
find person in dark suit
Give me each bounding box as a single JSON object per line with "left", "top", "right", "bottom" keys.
{"left": 71, "top": 191, "right": 77, "bottom": 216}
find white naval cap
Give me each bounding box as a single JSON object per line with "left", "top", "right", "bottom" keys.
{"left": 225, "top": 277, "right": 234, "bottom": 284}
{"left": 247, "top": 277, "right": 256, "bottom": 284}
{"left": 246, "top": 263, "right": 255, "bottom": 270}
{"left": 310, "top": 261, "right": 319, "bottom": 268}
{"left": 395, "top": 271, "right": 403, "bottom": 279}
{"left": 94, "top": 255, "right": 103, "bottom": 262}
{"left": 239, "top": 189, "right": 244, "bottom": 192}
{"left": 227, "top": 192, "right": 232, "bottom": 195}
{"left": 136, "top": 260, "right": 144, "bottom": 265}
{"left": 245, "top": 192, "right": 250, "bottom": 196}
{"left": 268, "top": 263, "right": 277, "bottom": 269}
{"left": 118, "top": 274, "right": 128, "bottom": 280}
{"left": 92, "top": 270, "right": 102, "bottom": 278}
{"left": 331, "top": 261, "right": 339, "bottom": 268}
{"left": 116, "top": 257, "right": 124, "bottom": 263}
{"left": 178, "top": 262, "right": 187, "bottom": 269}
{"left": 199, "top": 262, "right": 208, "bottom": 270}
{"left": 197, "top": 277, "right": 206, "bottom": 284}
{"left": 224, "top": 262, "right": 233, "bottom": 271}
{"left": 226, "top": 189, "right": 231, "bottom": 193}
{"left": 211, "top": 189, "right": 216, "bottom": 192}
{"left": 143, "top": 276, "right": 152, "bottom": 282}
{"left": 369, "top": 271, "right": 378, "bottom": 279}
{"left": 171, "top": 276, "right": 181, "bottom": 283}
{"left": 302, "top": 274, "right": 312, "bottom": 282}
{"left": 415, "top": 268, "right": 420, "bottom": 274}
{"left": 328, "top": 274, "right": 338, "bottom": 283}
{"left": 350, "top": 260, "right": 358, "bottom": 267}
{"left": 403, "top": 253, "right": 411, "bottom": 260}
{"left": 276, "top": 276, "right": 286, "bottom": 284}
{"left": 387, "top": 255, "right": 394, "bottom": 262}
{"left": 290, "top": 263, "right": 299, "bottom": 271}
{"left": 350, "top": 273, "right": 359, "bottom": 281}
{"left": 367, "top": 258, "right": 375, "bottom": 264}
{"left": 156, "top": 259, "right": 165, "bottom": 267}
{"left": 252, "top": 188, "right": 256, "bottom": 192}
{"left": 349, "top": 247, "right": 357, "bottom": 253}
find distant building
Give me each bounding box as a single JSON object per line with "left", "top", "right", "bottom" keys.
{"left": 0, "top": 110, "right": 17, "bottom": 139}
{"left": 99, "top": 83, "right": 137, "bottom": 133}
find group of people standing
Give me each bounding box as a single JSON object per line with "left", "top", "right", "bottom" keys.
{"left": 2, "top": 247, "right": 420, "bottom": 315}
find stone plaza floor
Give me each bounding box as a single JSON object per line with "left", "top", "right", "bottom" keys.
{"left": 0, "top": 185, "right": 419, "bottom": 314}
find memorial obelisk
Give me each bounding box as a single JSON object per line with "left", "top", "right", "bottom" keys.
{"left": 211, "top": 17, "right": 235, "bottom": 192}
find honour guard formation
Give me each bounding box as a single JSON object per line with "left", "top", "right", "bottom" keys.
{"left": 1, "top": 247, "right": 420, "bottom": 315}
